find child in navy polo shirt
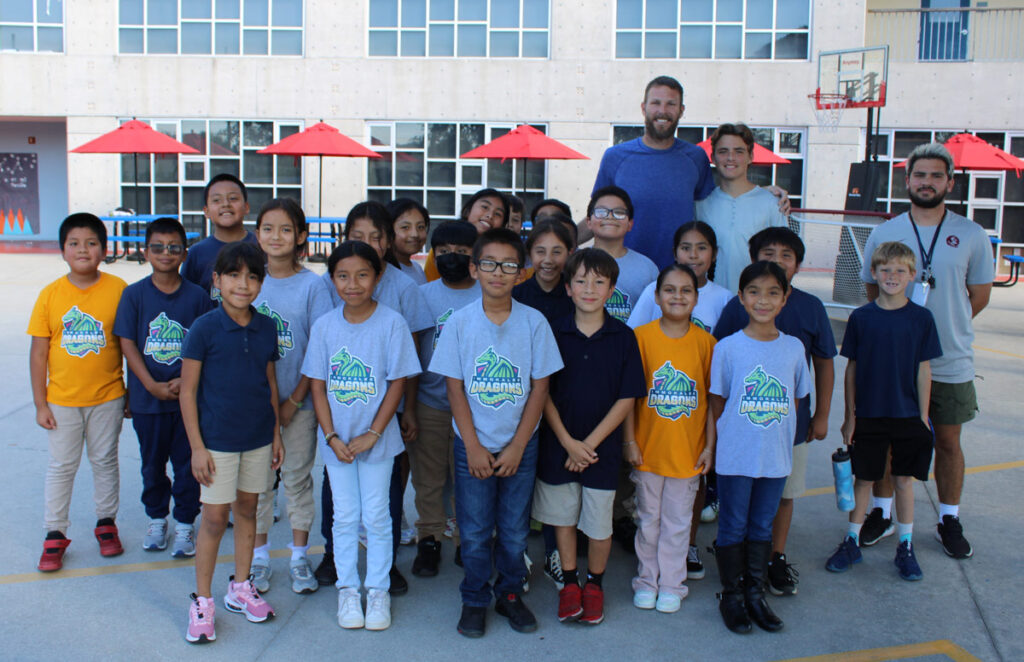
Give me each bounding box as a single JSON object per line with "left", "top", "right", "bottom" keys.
{"left": 114, "top": 217, "right": 212, "bottom": 558}
{"left": 179, "top": 242, "right": 283, "bottom": 644}
{"left": 533, "top": 248, "right": 645, "bottom": 626}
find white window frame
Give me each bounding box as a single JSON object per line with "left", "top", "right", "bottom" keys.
{"left": 0, "top": 0, "right": 64, "bottom": 53}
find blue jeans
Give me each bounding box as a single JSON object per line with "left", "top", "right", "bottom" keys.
{"left": 716, "top": 474, "right": 787, "bottom": 547}
{"left": 454, "top": 434, "right": 538, "bottom": 607}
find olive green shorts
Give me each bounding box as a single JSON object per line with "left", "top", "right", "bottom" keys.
{"left": 929, "top": 380, "right": 978, "bottom": 426}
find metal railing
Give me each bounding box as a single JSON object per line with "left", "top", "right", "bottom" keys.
{"left": 866, "top": 7, "right": 1024, "bottom": 62}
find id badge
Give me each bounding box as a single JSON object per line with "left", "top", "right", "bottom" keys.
{"left": 911, "top": 281, "right": 930, "bottom": 306}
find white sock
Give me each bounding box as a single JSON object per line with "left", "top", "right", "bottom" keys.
{"left": 938, "top": 503, "right": 959, "bottom": 523}
{"left": 847, "top": 522, "right": 863, "bottom": 544}
{"left": 288, "top": 543, "right": 309, "bottom": 561}
{"left": 898, "top": 521, "right": 913, "bottom": 544}
{"left": 253, "top": 543, "right": 270, "bottom": 561}
{"left": 873, "top": 496, "right": 893, "bottom": 519}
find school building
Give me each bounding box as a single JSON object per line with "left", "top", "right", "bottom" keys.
{"left": 1, "top": 0, "right": 1022, "bottom": 262}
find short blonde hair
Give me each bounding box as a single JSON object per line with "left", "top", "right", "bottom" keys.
{"left": 870, "top": 241, "right": 917, "bottom": 272}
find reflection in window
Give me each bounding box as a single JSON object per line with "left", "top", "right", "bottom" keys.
{"left": 1, "top": 0, "right": 64, "bottom": 51}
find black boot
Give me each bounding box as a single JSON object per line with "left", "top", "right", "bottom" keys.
{"left": 745, "top": 540, "right": 784, "bottom": 632}
{"left": 715, "top": 543, "right": 752, "bottom": 634}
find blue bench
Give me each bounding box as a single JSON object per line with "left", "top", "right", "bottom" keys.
{"left": 995, "top": 254, "right": 1024, "bottom": 288}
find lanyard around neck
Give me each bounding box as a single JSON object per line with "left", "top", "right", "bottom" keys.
{"left": 907, "top": 210, "right": 947, "bottom": 276}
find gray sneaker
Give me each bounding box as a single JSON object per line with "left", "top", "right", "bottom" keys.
{"left": 172, "top": 523, "right": 196, "bottom": 558}
{"left": 290, "top": 557, "right": 318, "bottom": 594}
{"left": 251, "top": 557, "right": 272, "bottom": 592}
{"left": 143, "top": 519, "right": 168, "bottom": 551}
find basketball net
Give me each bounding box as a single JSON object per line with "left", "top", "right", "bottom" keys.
{"left": 808, "top": 92, "right": 850, "bottom": 133}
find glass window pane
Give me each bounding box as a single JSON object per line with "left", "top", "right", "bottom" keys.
{"left": 778, "top": 131, "right": 801, "bottom": 154}
{"left": 1004, "top": 173, "right": 1024, "bottom": 203}
{"left": 429, "top": 24, "right": 454, "bottom": 55}
{"left": 244, "top": 0, "right": 268, "bottom": 25}
{"left": 120, "top": 0, "right": 143, "bottom": 24}
{"left": 36, "top": 26, "right": 62, "bottom": 51}
{"left": 155, "top": 187, "right": 179, "bottom": 213}
{"left": 645, "top": 31, "right": 676, "bottom": 58}
{"left": 216, "top": 0, "right": 239, "bottom": 19}
{"left": 1, "top": 0, "right": 33, "bottom": 22}
{"left": 183, "top": 186, "right": 205, "bottom": 208}
{"left": 746, "top": 0, "right": 772, "bottom": 28}
{"left": 181, "top": 121, "right": 207, "bottom": 153}
{"left": 491, "top": 0, "right": 519, "bottom": 28}
{"left": 616, "top": 31, "right": 642, "bottom": 58}
{"left": 367, "top": 188, "right": 392, "bottom": 206}
{"left": 370, "top": 0, "right": 397, "bottom": 26}
{"left": 744, "top": 31, "right": 771, "bottom": 59}
{"left": 676, "top": 126, "right": 703, "bottom": 144}
{"left": 715, "top": 25, "right": 741, "bottom": 58}
{"left": 277, "top": 188, "right": 301, "bottom": 206}
{"left": 276, "top": 154, "right": 300, "bottom": 184}
{"left": 774, "top": 162, "right": 802, "bottom": 195}
{"left": 972, "top": 208, "right": 996, "bottom": 231}
{"left": 393, "top": 190, "right": 422, "bottom": 205}
{"left": 368, "top": 152, "right": 393, "bottom": 186}
{"left": 182, "top": 0, "right": 211, "bottom": 18}
{"left": 775, "top": 32, "right": 806, "bottom": 59}
{"left": 523, "top": 0, "right": 547, "bottom": 28}
{"left": 244, "top": 121, "right": 273, "bottom": 147}
{"left": 147, "top": 27, "right": 177, "bottom": 52}
{"left": 522, "top": 30, "right": 546, "bottom": 57}
{"left": 396, "top": 152, "right": 424, "bottom": 186}
{"left": 457, "top": 24, "right": 485, "bottom": 56}
{"left": 245, "top": 188, "right": 270, "bottom": 220}
{"left": 745, "top": 165, "right": 772, "bottom": 187}
{"left": 396, "top": 122, "right": 424, "bottom": 149}
{"left": 271, "top": 28, "right": 300, "bottom": 54}
{"left": 751, "top": 128, "right": 773, "bottom": 149}
{"left": 458, "top": 0, "right": 486, "bottom": 21}
{"left": 244, "top": 150, "right": 272, "bottom": 184}
{"left": 400, "top": 29, "right": 425, "bottom": 56}
{"left": 976, "top": 132, "right": 1004, "bottom": 149}
{"left": 215, "top": 22, "right": 239, "bottom": 53}
{"left": 487, "top": 158, "right": 512, "bottom": 189}
{"left": 185, "top": 162, "right": 205, "bottom": 181}
{"left": 210, "top": 158, "right": 240, "bottom": 178}
{"left": 430, "top": 0, "right": 454, "bottom": 20}
{"left": 122, "top": 154, "right": 151, "bottom": 182}
{"left": 243, "top": 27, "right": 267, "bottom": 52}
{"left": 1010, "top": 136, "right": 1024, "bottom": 158}
{"left": 490, "top": 31, "right": 518, "bottom": 57}
{"left": 181, "top": 22, "right": 211, "bottom": 53}
{"left": 646, "top": 0, "right": 677, "bottom": 29}
{"left": 37, "top": 0, "right": 63, "bottom": 23}
{"left": 427, "top": 190, "right": 456, "bottom": 217}
{"left": 370, "top": 125, "right": 391, "bottom": 147}
{"left": 461, "top": 164, "right": 482, "bottom": 186}
{"left": 427, "top": 124, "right": 456, "bottom": 158}
{"left": 148, "top": 0, "right": 177, "bottom": 24}
{"left": 402, "top": 0, "right": 426, "bottom": 26}
{"left": 613, "top": 126, "right": 644, "bottom": 144}
{"left": 521, "top": 159, "right": 544, "bottom": 189}
{"left": 776, "top": 0, "right": 808, "bottom": 29}
{"left": 975, "top": 178, "right": 1000, "bottom": 199}
{"left": 716, "top": 0, "right": 741, "bottom": 22}
{"left": 427, "top": 162, "right": 456, "bottom": 187}
{"left": 0, "top": 25, "right": 32, "bottom": 50}
{"left": 459, "top": 124, "right": 485, "bottom": 154}
{"left": 118, "top": 28, "right": 142, "bottom": 54}
{"left": 680, "top": 0, "right": 712, "bottom": 22}
{"left": 616, "top": 0, "right": 641, "bottom": 28}
{"left": 272, "top": 0, "right": 301, "bottom": 26}
{"left": 369, "top": 29, "right": 397, "bottom": 55}
{"left": 122, "top": 187, "right": 151, "bottom": 213}
{"left": 210, "top": 121, "right": 240, "bottom": 155}
{"left": 679, "top": 25, "right": 710, "bottom": 58}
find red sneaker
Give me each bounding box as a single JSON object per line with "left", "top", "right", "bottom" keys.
{"left": 38, "top": 537, "right": 71, "bottom": 572}
{"left": 94, "top": 523, "right": 124, "bottom": 557}
{"left": 557, "top": 583, "right": 583, "bottom": 622}
{"left": 580, "top": 582, "right": 605, "bottom": 625}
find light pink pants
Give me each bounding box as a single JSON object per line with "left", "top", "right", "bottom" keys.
{"left": 631, "top": 469, "right": 699, "bottom": 599}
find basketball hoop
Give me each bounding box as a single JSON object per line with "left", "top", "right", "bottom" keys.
{"left": 808, "top": 92, "right": 851, "bottom": 133}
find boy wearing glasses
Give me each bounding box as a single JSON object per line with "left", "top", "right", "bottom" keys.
{"left": 430, "top": 228, "right": 563, "bottom": 638}
{"left": 585, "top": 186, "right": 659, "bottom": 323}
{"left": 115, "top": 217, "right": 213, "bottom": 557}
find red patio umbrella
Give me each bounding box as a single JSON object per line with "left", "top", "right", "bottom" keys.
{"left": 697, "top": 138, "right": 791, "bottom": 165}
{"left": 460, "top": 124, "right": 589, "bottom": 195}
{"left": 894, "top": 133, "right": 1024, "bottom": 207}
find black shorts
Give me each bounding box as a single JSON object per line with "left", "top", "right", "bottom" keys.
{"left": 850, "top": 417, "right": 934, "bottom": 482}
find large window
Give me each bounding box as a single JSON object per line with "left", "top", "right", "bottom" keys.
{"left": 118, "top": 0, "right": 303, "bottom": 55}
{"left": 0, "top": 0, "right": 63, "bottom": 52}
{"left": 615, "top": 0, "right": 809, "bottom": 60}
{"left": 872, "top": 129, "right": 1024, "bottom": 247}
{"left": 368, "top": 0, "right": 549, "bottom": 57}
{"left": 366, "top": 121, "right": 548, "bottom": 220}
{"left": 612, "top": 124, "right": 806, "bottom": 207}
{"left": 117, "top": 119, "right": 303, "bottom": 236}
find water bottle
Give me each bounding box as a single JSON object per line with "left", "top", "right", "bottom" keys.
{"left": 832, "top": 447, "right": 855, "bottom": 512}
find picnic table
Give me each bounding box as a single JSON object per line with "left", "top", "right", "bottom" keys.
{"left": 100, "top": 214, "right": 199, "bottom": 263}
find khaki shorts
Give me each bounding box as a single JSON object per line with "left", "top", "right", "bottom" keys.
{"left": 200, "top": 445, "right": 273, "bottom": 505}
{"left": 531, "top": 479, "right": 614, "bottom": 540}
{"left": 781, "top": 441, "right": 809, "bottom": 499}
{"left": 930, "top": 380, "right": 978, "bottom": 426}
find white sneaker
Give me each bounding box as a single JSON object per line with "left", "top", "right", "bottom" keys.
{"left": 400, "top": 514, "right": 416, "bottom": 546}
{"left": 289, "top": 557, "right": 318, "bottom": 594}
{"left": 172, "top": 523, "right": 196, "bottom": 558}
{"left": 364, "top": 589, "right": 391, "bottom": 630}
{"left": 633, "top": 589, "right": 656, "bottom": 610}
{"left": 443, "top": 517, "right": 456, "bottom": 539}
{"left": 251, "top": 557, "right": 272, "bottom": 592}
{"left": 522, "top": 551, "right": 534, "bottom": 593}
{"left": 143, "top": 518, "right": 168, "bottom": 551}
{"left": 700, "top": 501, "right": 719, "bottom": 523}
{"left": 337, "top": 588, "right": 364, "bottom": 629}
{"left": 656, "top": 591, "right": 684, "bottom": 613}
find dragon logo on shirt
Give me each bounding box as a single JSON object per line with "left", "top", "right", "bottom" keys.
{"left": 255, "top": 302, "right": 294, "bottom": 357}
{"left": 432, "top": 308, "right": 454, "bottom": 350}
{"left": 693, "top": 317, "right": 710, "bottom": 332}
{"left": 647, "top": 361, "right": 698, "bottom": 420}
{"left": 328, "top": 347, "right": 376, "bottom": 406}
{"left": 469, "top": 346, "right": 524, "bottom": 409}
{"left": 144, "top": 312, "right": 186, "bottom": 365}
{"left": 605, "top": 288, "right": 631, "bottom": 322}
{"left": 60, "top": 306, "right": 106, "bottom": 357}
{"left": 209, "top": 286, "right": 222, "bottom": 302}
{"left": 738, "top": 365, "right": 789, "bottom": 428}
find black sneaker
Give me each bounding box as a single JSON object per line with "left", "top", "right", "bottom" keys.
{"left": 389, "top": 565, "right": 409, "bottom": 595}
{"left": 935, "top": 515, "right": 973, "bottom": 559}
{"left": 543, "top": 550, "right": 565, "bottom": 590}
{"left": 314, "top": 552, "right": 337, "bottom": 586}
{"left": 767, "top": 552, "right": 799, "bottom": 596}
{"left": 457, "top": 604, "right": 486, "bottom": 638}
{"left": 612, "top": 517, "right": 637, "bottom": 555}
{"left": 495, "top": 593, "right": 538, "bottom": 633}
{"left": 859, "top": 508, "right": 895, "bottom": 547}
{"left": 686, "top": 545, "right": 705, "bottom": 580}
{"left": 412, "top": 536, "right": 441, "bottom": 577}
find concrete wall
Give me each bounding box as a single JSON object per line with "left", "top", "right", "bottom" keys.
{"left": 0, "top": 120, "right": 68, "bottom": 242}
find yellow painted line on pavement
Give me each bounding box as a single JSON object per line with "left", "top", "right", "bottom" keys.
{"left": 799, "top": 458, "right": 1024, "bottom": 499}
{"left": 774, "top": 638, "right": 981, "bottom": 662}
{"left": 974, "top": 344, "right": 1024, "bottom": 360}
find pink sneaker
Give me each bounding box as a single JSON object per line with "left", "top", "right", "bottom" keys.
{"left": 186, "top": 593, "right": 216, "bottom": 643}
{"left": 224, "top": 575, "right": 275, "bottom": 623}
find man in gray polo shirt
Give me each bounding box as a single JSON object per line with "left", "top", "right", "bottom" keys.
{"left": 858, "top": 142, "right": 993, "bottom": 559}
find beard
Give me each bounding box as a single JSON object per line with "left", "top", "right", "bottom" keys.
{"left": 908, "top": 187, "right": 947, "bottom": 209}
{"left": 644, "top": 115, "right": 679, "bottom": 142}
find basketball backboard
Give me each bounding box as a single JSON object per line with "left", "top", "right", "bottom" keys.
{"left": 815, "top": 46, "right": 889, "bottom": 109}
